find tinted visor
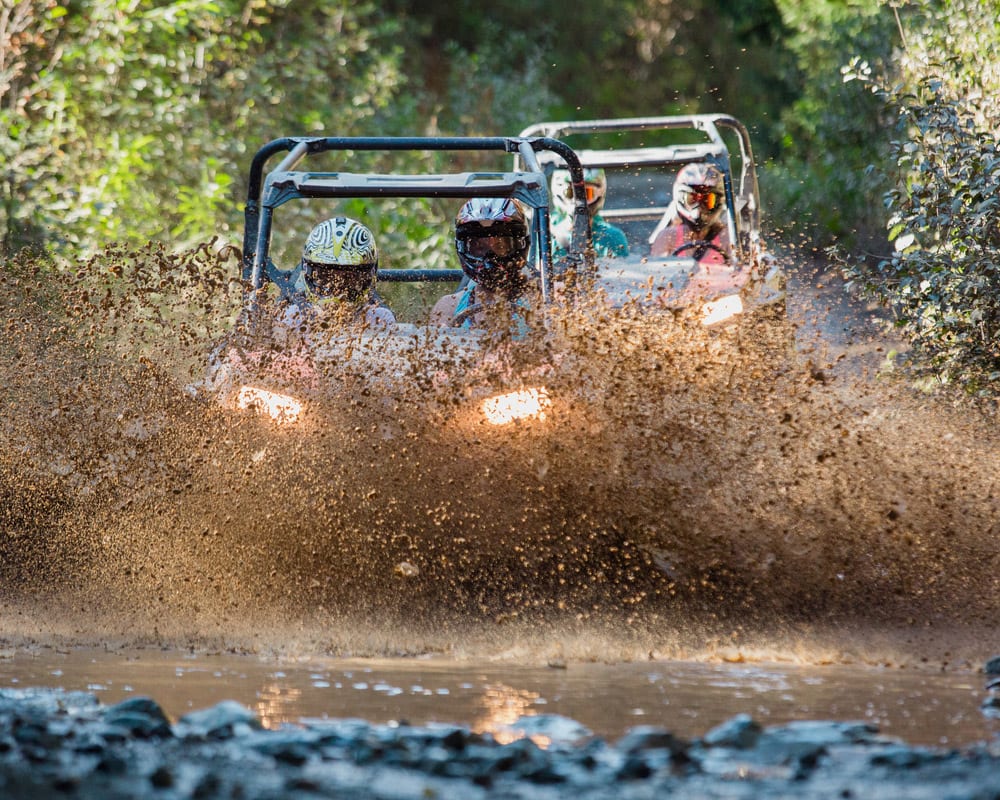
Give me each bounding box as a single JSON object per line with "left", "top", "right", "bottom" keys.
{"left": 460, "top": 235, "right": 526, "bottom": 259}
{"left": 304, "top": 261, "right": 374, "bottom": 301}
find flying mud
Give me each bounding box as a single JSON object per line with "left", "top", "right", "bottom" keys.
{"left": 1, "top": 243, "right": 997, "bottom": 667}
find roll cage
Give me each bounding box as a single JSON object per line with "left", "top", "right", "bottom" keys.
{"left": 517, "top": 114, "right": 762, "bottom": 263}
{"left": 241, "top": 136, "right": 594, "bottom": 306}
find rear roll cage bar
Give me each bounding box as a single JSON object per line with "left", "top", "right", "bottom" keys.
{"left": 518, "top": 114, "right": 762, "bottom": 262}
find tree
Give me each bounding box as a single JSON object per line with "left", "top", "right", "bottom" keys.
{"left": 841, "top": 0, "right": 1000, "bottom": 390}
{"left": 1, "top": 0, "right": 414, "bottom": 257}
{"left": 765, "top": 0, "right": 898, "bottom": 247}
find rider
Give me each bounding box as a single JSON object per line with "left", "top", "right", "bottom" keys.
{"left": 429, "top": 197, "right": 531, "bottom": 329}
{"left": 550, "top": 167, "right": 629, "bottom": 260}
{"left": 284, "top": 216, "right": 395, "bottom": 333}
{"left": 191, "top": 216, "right": 394, "bottom": 403}
{"left": 648, "top": 162, "right": 731, "bottom": 262}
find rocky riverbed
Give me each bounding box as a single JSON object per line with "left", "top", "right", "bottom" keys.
{"left": 3, "top": 684, "right": 1000, "bottom": 800}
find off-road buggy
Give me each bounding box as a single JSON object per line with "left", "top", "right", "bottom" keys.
{"left": 198, "top": 135, "right": 596, "bottom": 424}
{"left": 518, "top": 114, "right": 785, "bottom": 325}
{"left": 241, "top": 135, "right": 594, "bottom": 310}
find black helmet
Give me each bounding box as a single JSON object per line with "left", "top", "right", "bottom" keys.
{"left": 454, "top": 198, "right": 529, "bottom": 295}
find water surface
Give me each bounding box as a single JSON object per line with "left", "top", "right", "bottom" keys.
{"left": 0, "top": 648, "right": 992, "bottom": 747}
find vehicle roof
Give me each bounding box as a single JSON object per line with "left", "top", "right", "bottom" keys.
{"left": 261, "top": 171, "right": 549, "bottom": 208}
{"left": 242, "top": 135, "right": 596, "bottom": 303}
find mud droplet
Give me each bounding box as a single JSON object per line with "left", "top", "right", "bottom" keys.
{"left": 395, "top": 562, "right": 419, "bottom": 578}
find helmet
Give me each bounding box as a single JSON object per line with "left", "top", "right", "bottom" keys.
{"left": 301, "top": 217, "right": 378, "bottom": 301}
{"left": 454, "top": 198, "right": 529, "bottom": 295}
{"left": 550, "top": 168, "right": 607, "bottom": 218}
{"left": 673, "top": 163, "right": 725, "bottom": 231}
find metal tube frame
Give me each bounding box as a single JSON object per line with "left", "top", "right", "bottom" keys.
{"left": 242, "top": 136, "right": 592, "bottom": 306}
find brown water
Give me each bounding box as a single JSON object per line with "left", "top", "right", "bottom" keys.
{"left": 0, "top": 648, "right": 992, "bottom": 748}
{"left": 1, "top": 243, "right": 999, "bottom": 747}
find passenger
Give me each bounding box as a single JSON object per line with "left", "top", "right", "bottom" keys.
{"left": 648, "top": 163, "right": 731, "bottom": 263}
{"left": 284, "top": 216, "right": 396, "bottom": 335}
{"left": 550, "top": 168, "right": 628, "bottom": 260}
{"left": 191, "top": 217, "right": 394, "bottom": 403}
{"left": 429, "top": 198, "right": 531, "bottom": 329}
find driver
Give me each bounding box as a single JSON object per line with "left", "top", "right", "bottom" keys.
{"left": 429, "top": 197, "right": 531, "bottom": 329}
{"left": 648, "top": 163, "right": 732, "bottom": 263}
{"left": 284, "top": 216, "right": 396, "bottom": 333}
{"left": 550, "top": 168, "right": 628, "bottom": 260}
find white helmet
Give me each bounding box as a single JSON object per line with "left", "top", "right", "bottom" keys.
{"left": 673, "top": 163, "right": 725, "bottom": 231}
{"left": 302, "top": 217, "right": 378, "bottom": 300}
{"left": 550, "top": 168, "right": 607, "bottom": 218}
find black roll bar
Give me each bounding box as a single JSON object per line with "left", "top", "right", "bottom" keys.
{"left": 242, "top": 136, "right": 592, "bottom": 304}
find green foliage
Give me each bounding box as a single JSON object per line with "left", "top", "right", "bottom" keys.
{"left": 391, "top": 0, "right": 797, "bottom": 154}
{"left": 765, "top": 0, "right": 898, "bottom": 247}
{"left": 0, "top": 0, "right": 66, "bottom": 254}
{"left": 840, "top": 0, "right": 1000, "bottom": 391}
{"left": 0, "top": 0, "right": 417, "bottom": 257}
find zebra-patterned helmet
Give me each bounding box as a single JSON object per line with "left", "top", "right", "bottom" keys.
{"left": 302, "top": 217, "right": 378, "bottom": 300}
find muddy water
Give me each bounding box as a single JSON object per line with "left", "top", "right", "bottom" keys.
{"left": 0, "top": 648, "right": 993, "bottom": 747}
{"left": 1, "top": 243, "right": 999, "bottom": 747}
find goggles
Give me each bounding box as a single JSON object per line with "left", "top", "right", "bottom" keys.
{"left": 680, "top": 188, "right": 721, "bottom": 211}
{"left": 303, "top": 258, "right": 375, "bottom": 271}
{"left": 460, "top": 235, "right": 525, "bottom": 259}
{"left": 560, "top": 184, "right": 602, "bottom": 204}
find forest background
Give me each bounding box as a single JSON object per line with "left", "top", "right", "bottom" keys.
{"left": 1, "top": 0, "right": 998, "bottom": 387}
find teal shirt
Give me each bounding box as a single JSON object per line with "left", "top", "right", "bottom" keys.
{"left": 453, "top": 281, "right": 530, "bottom": 338}
{"left": 552, "top": 214, "right": 629, "bottom": 260}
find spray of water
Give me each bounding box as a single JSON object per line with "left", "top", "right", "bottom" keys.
{"left": 1, "top": 243, "right": 997, "bottom": 667}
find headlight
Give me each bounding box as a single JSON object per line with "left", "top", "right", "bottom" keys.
{"left": 481, "top": 387, "right": 551, "bottom": 425}
{"left": 235, "top": 386, "right": 303, "bottom": 424}
{"left": 701, "top": 294, "right": 744, "bottom": 326}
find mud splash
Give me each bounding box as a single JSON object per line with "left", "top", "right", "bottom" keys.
{"left": 1, "top": 244, "right": 997, "bottom": 667}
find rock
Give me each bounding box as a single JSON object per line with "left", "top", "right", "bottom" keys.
{"left": 176, "top": 700, "right": 262, "bottom": 740}
{"left": 103, "top": 696, "right": 173, "bottom": 739}
{"left": 981, "top": 694, "right": 1000, "bottom": 717}
{"left": 703, "top": 713, "right": 763, "bottom": 749}
{"left": 508, "top": 714, "right": 593, "bottom": 746}
{"left": 617, "top": 754, "right": 654, "bottom": 780}
{"left": 149, "top": 766, "right": 174, "bottom": 788}
{"left": 869, "top": 746, "right": 945, "bottom": 769}
{"left": 615, "top": 725, "right": 688, "bottom": 756}
{"left": 0, "top": 687, "right": 1000, "bottom": 798}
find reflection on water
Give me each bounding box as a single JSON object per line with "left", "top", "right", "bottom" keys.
{"left": 255, "top": 680, "right": 303, "bottom": 730}
{"left": 0, "top": 648, "right": 993, "bottom": 748}
{"left": 473, "top": 684, "right": 545, "bottom": 745}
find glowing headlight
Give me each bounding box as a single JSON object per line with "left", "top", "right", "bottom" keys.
{"left": 481, "top": 387, "right": 551, "bottom": 425}
{"left": 235, "top": 386, "right": 303, "bottom": 424}
{"left": 701, "top": 294, "right": 744, "bottom": 326}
